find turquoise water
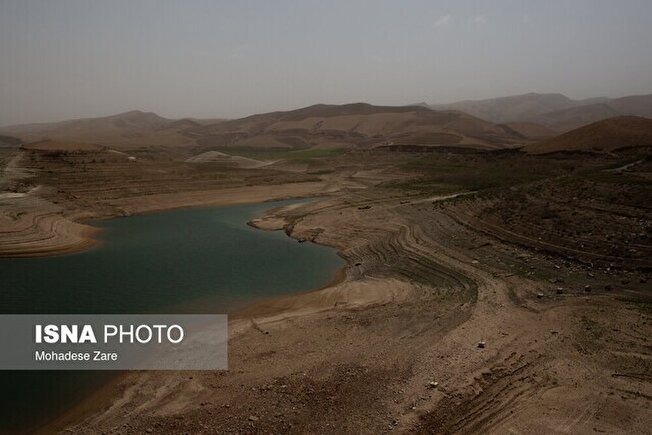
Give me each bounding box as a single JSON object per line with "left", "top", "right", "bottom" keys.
{"left": 0, "top": 199, "right": 344, "bottom": 433}
{"left": 1, "top": 199, "right": 344, "bottom": 314}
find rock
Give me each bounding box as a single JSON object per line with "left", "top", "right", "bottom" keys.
{"left": 556, "top": 287, "right": 564, "bottom": 294}
{"left": 477, "top": 341, "right": 486, "bottom": 349}
{"left": 428, "top": 381, "right": 439, "bottom": 388}
{"left": 584, "top": 285, "right": 592, "bottom": 292}
{"left": 536, "top": 293, "right": 544, "bottom": 298}
{"left": 249, "top": 415, "right": 259, "bottom": 422}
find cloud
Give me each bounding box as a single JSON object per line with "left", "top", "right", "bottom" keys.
{"left": 471, "top": 15, "right": 486, "bottom": 25}
{"left": 433, "top": 14, "right": 451, "bottom": 28}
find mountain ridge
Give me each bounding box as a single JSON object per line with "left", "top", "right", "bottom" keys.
{"left": 1, "top": 103, "right": 532, "bottom": 150}
{"left": 525, "top": 115, "right": 652, "bottom": 154}
{"left": 430, "top": 92, "right": 652, "bottom": 132}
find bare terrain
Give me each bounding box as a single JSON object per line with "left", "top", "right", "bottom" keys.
{"left": 525, "top": 116, "right": 652, "bottom": 154}
{"left": 431, "top": 93, "right": 652, "bottom": 132}
{"left": 0, "top": 108, "right": 650, "bottom": 434}
{"left": 186, "top": 103, "right": 532, "bottom": 151}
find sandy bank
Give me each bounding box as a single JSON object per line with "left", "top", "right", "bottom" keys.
{"left": 0, "top": 194, "right": 100, "bottom": 258}
{"left": 0, "top": 182, "right": 334, "bottom": 258}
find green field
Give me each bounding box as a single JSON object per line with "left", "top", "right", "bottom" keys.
{"left": 389, "top": 153, "right": 575, "bottom": 193}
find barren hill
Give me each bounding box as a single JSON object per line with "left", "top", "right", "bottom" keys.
{"left": 432, "top": 93, "right": 652, "bottom": 132}
{"left": 525, "top": 116, "right": 652, "bottom": 154}
{"left": 609, "top": 94, "right": 652, "bottom": 117}
{"left": 21, "top": 139, "right": 104, "bottom": 152}
{"left": 497, "top": 122, "right": 557, "bottom": 140}
{"left": 0, "top": 135, "right": 21, "bottom": 148}
{"left": 0, "top": 111, "right": 194, "bottom": 148}
{"left": 531, "top": 103, "right": 620, "bottom": 132}
{"left": 534, "top": 94, "right": 652, "bottom": 131}
{"left": 430, "top": 93, "right": 591, "bottom": 124}
{"left": 1, "top": 103, "right": 550, "bottom": 152}
{"left": 190, "top": 103, "right": 527, "bottom": 150}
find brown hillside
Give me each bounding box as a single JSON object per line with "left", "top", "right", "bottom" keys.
{"left": 432, "top": 92, "right": 652, "bottom": 132}
{"left": 0, "top": 111, "right": 194, "bottom": 149}
{"left": 191, "top": 103, "right": 526, "bottom": 150}
{"left": 1, "top": 104, "right": 526, "bottom": 150}
{"left": 431, "top": 93, "right": 582, "bottom": 123}
{"left": 528, "top": 94, "right": 652, "bottom": 132}
{"left": 0, "top": 134, "right": 22, "bottom": 147}
{"left": 531, "top": 103, "right": 620, "bottom": 132}
{"left": 21, "top": 139, "right": 104, "bottom": 152}
{"left": 607, "top": 94, "right": 652, "bottom": 118}
{"left": 525, "top": 116, "right": 652, "bottom": 154}
{"left": 498, "top": 122, "right": 557, "bottom": 139}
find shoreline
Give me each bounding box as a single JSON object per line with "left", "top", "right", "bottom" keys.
{"left": 0, "top": 182, "right": 334, "bottom": 259}
{"left": 0, "top": 225, "right": 102, "bottom": 259}
{"left": 32, "top": 197, "right": 353, "bottom": 434}
{"left": 39, "top": 268, "right": 355, "bottom": 435}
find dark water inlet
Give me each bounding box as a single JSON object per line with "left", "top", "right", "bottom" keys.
{"left": 0, "top": 199, "right": 344, "bottom": 433}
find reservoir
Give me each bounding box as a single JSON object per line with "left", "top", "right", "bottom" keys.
{"left": 0, "top": 199, "right": 345, "bottom": 432}
{"left": 1, "top": 199, "right": 344, "bottom": 314}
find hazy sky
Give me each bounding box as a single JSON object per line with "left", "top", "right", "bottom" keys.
{"left": 1, "top": 0, "right": 651, "bottom": 125}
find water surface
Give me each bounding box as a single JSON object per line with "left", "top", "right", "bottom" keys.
{"left": 1, "top": 199, "right": 344, "bottom": 314}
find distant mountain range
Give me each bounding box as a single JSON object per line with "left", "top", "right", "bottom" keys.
{"left": 186, "top": 102, "right": 529, "bottom": 151}
{"left": 430, "top": 93, "right": 652, "bottom": 132}
{"left": 0, "top": 103, "right": 531, "bottom": 151}
{"left": 0, "top": 111, "right": 226, "bottom": 148}
{"left": 2, "top": 92, "right": 650, "bottom": 153}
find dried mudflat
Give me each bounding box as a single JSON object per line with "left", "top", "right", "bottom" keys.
{"left": 2, "top": 145, "right": 650, "bottom": 433}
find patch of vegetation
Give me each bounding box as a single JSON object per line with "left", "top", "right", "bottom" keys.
{"left": 386, "top": 179, "right": 463, "bottom": 195}
{"left": 213, "top": 146, "right": 347, "bottom": 162}
{"left": 389, "top": 153, "right": 569, "bottom": 193}
{"left": 581, "top": 170, "right": 651, "bottom": 186}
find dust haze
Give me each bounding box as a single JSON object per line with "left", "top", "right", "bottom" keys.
{"left": 1, "top": 0, "right": 652, "bottom": 125}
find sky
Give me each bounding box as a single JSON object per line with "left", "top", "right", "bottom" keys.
{"left": 1, "top": 0, "right": 651, "bottom": 125}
